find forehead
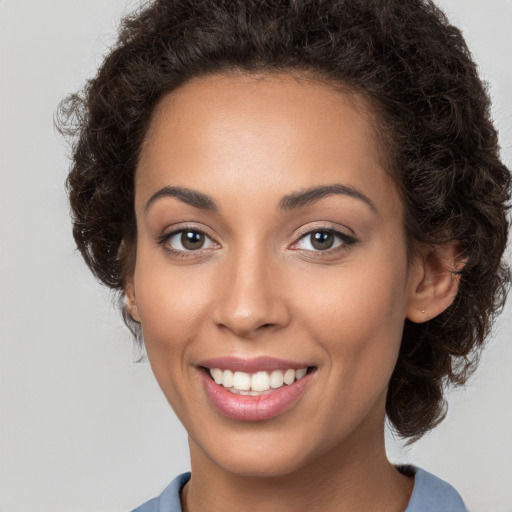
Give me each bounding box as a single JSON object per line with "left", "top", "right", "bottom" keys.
{"left": 136, "top": 72, "right": 400, "bottom": 218}
{"left": 143, "top": 71, "right": 380, "bottom": 159}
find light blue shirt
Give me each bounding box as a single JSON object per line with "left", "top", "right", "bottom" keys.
{"left": 131, "top": 467, "right": 469, "bottom": 512}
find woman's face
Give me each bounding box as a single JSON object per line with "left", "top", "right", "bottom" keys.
{"left": 128, "top": 73, "right": 421, "bottom": 477}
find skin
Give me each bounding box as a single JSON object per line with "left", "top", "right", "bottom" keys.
{"left": 126, "top": 72, "right": 459, "bottom": 512}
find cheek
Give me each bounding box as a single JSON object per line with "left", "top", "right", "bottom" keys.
{"left": 297, "top": 247, "right": 409, "bottom": 389}
{"left": 134, "top": 249, "right": 209, "bottom": 341}
{"left": 295, "top": 266, "right": 407, "bottom": 440}
{"left": 300, "top": 251, "right": 407, "bottom": 335}
{"left": 133, "top": 268, "right": 211, "bottom": 429}
{"left": 131, "top": 248, "right": 210, "bottom": 393}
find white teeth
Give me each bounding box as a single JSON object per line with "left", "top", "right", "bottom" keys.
{"left": 295, "top": 367, "right": 307, "bottom": 380}
{"left": 209, "top": 367, "right": 309, "bottom": 392}
{"left": 251, "top": 371, "right": 270, "bottom": 392}
{"left": 235, "top": 389, "right": 265, "bottom": 396}
{"left": 233, "top": 371, "right": 251, "bottom": 390}
{"left": 223, "top": 369, "right": 234, "bottom": 388}
{"left": 211, "top": 368, "right": 223, "bottom": 384}
{"left": 270, "top": 370, "right": 284, "bottom": 388}
{"left": 283, "top": 369, "right": 295, "bottom": 385}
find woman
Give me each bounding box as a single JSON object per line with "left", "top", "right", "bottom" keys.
{"left": 59, "top": 0, "right": 511, "bottom": 510}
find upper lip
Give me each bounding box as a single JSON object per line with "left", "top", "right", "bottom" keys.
{"left": 198, "top": 356, "right": 314, "bottom": 373}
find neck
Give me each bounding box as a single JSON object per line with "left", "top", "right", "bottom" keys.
{"left": 182, "top": 425, "right": 413, "bottom": 512}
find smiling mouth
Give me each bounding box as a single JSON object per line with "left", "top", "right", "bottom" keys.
{"left": 203, "top": 367, "right": 316, "bottom": 395}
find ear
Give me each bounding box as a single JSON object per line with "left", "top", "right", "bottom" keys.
{"left": 124, "top": 274, "right": 141, "bottom": 323}
{"left": 406, "top": 242, "right": 465, "bottom": 323}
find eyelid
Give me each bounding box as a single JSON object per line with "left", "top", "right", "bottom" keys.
{"left": 157, "top": 224, "right": 220, "bottom": 254}
{"left": 289, "top": 225, "right": 358, "bottom": 253}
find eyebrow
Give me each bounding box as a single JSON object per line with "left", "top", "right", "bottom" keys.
{"left": 144, "top": 186, "right": 218, "bottom": 213}
{"left": 278, "top": 184, "right": 377, "bottom": 213}
{"left": 144, "top": 183, "right": 376, "bottom": 215}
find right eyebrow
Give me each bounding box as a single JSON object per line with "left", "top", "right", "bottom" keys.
{"left": 278, "top": 183, "right": 377, "bottom": 214}
{"left": 144, "top": 186, "right": 218, "bottom": 213}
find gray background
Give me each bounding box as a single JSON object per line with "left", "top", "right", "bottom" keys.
{"left": 1, "top": 1, "right": 511, "bottom": 510}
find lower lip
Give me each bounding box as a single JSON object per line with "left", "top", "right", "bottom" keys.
{"left": 200, "top": 369, "right": 314, "bottom": 422}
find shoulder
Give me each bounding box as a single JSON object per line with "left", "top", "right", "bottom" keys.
{"left": 129, "top": 472, "right": 190, "bottom": 512}
{"left": 404, "top": 466, "right": 470, "bottom": 512}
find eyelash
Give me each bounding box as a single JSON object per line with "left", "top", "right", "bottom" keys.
{"left": 157, "top": 226, "right": 358, "bottom": 258}
{"left": 291, "top": 227, "right": 358, "bottom": 255}
{"left": 157, "top": 225, "right": 219, "bottom": 258}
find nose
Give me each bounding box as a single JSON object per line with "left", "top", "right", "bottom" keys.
{"left": 212, "top": 246, "right": 291, "bottom": 339}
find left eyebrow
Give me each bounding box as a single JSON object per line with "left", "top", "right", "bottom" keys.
{"left": 144, "top": 185, "right": 218, "bottom": 213}
{"left": 278, "top": 184, "right": 377, "bottom": 214}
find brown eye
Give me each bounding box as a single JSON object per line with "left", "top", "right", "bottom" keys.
{"left": 310, "top": 231, "right": 335, "bottom": 250}
{"left": 181, "top": 230, "right": 205, "bottom": 250}
{"left": 292, "top": 228, "right": 357, "bottom": 253}
{"left": 162, "top": 228, "right": 217, "bottom": 253}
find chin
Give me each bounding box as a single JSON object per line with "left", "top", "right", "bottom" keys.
{"left": 190, "top": 425, "right": 337, "bottom": 480}
{"left": 216, "top": 450, "right": 314, "bottom": 479}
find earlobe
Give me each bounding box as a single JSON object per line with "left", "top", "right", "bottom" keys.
{"left": 124, "top": 275, "right": 141, "bottom": 323}
{"left": 406, "top": 242, "right": 465, "bottom": 324}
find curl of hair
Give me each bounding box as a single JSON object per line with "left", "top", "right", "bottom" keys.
{"left": 57, "top": 0, "right": 511, "bottom": 441}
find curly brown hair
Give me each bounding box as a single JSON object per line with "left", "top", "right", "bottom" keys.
{"left": 58, "top": 0, "right": 511, "bottom": 441}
